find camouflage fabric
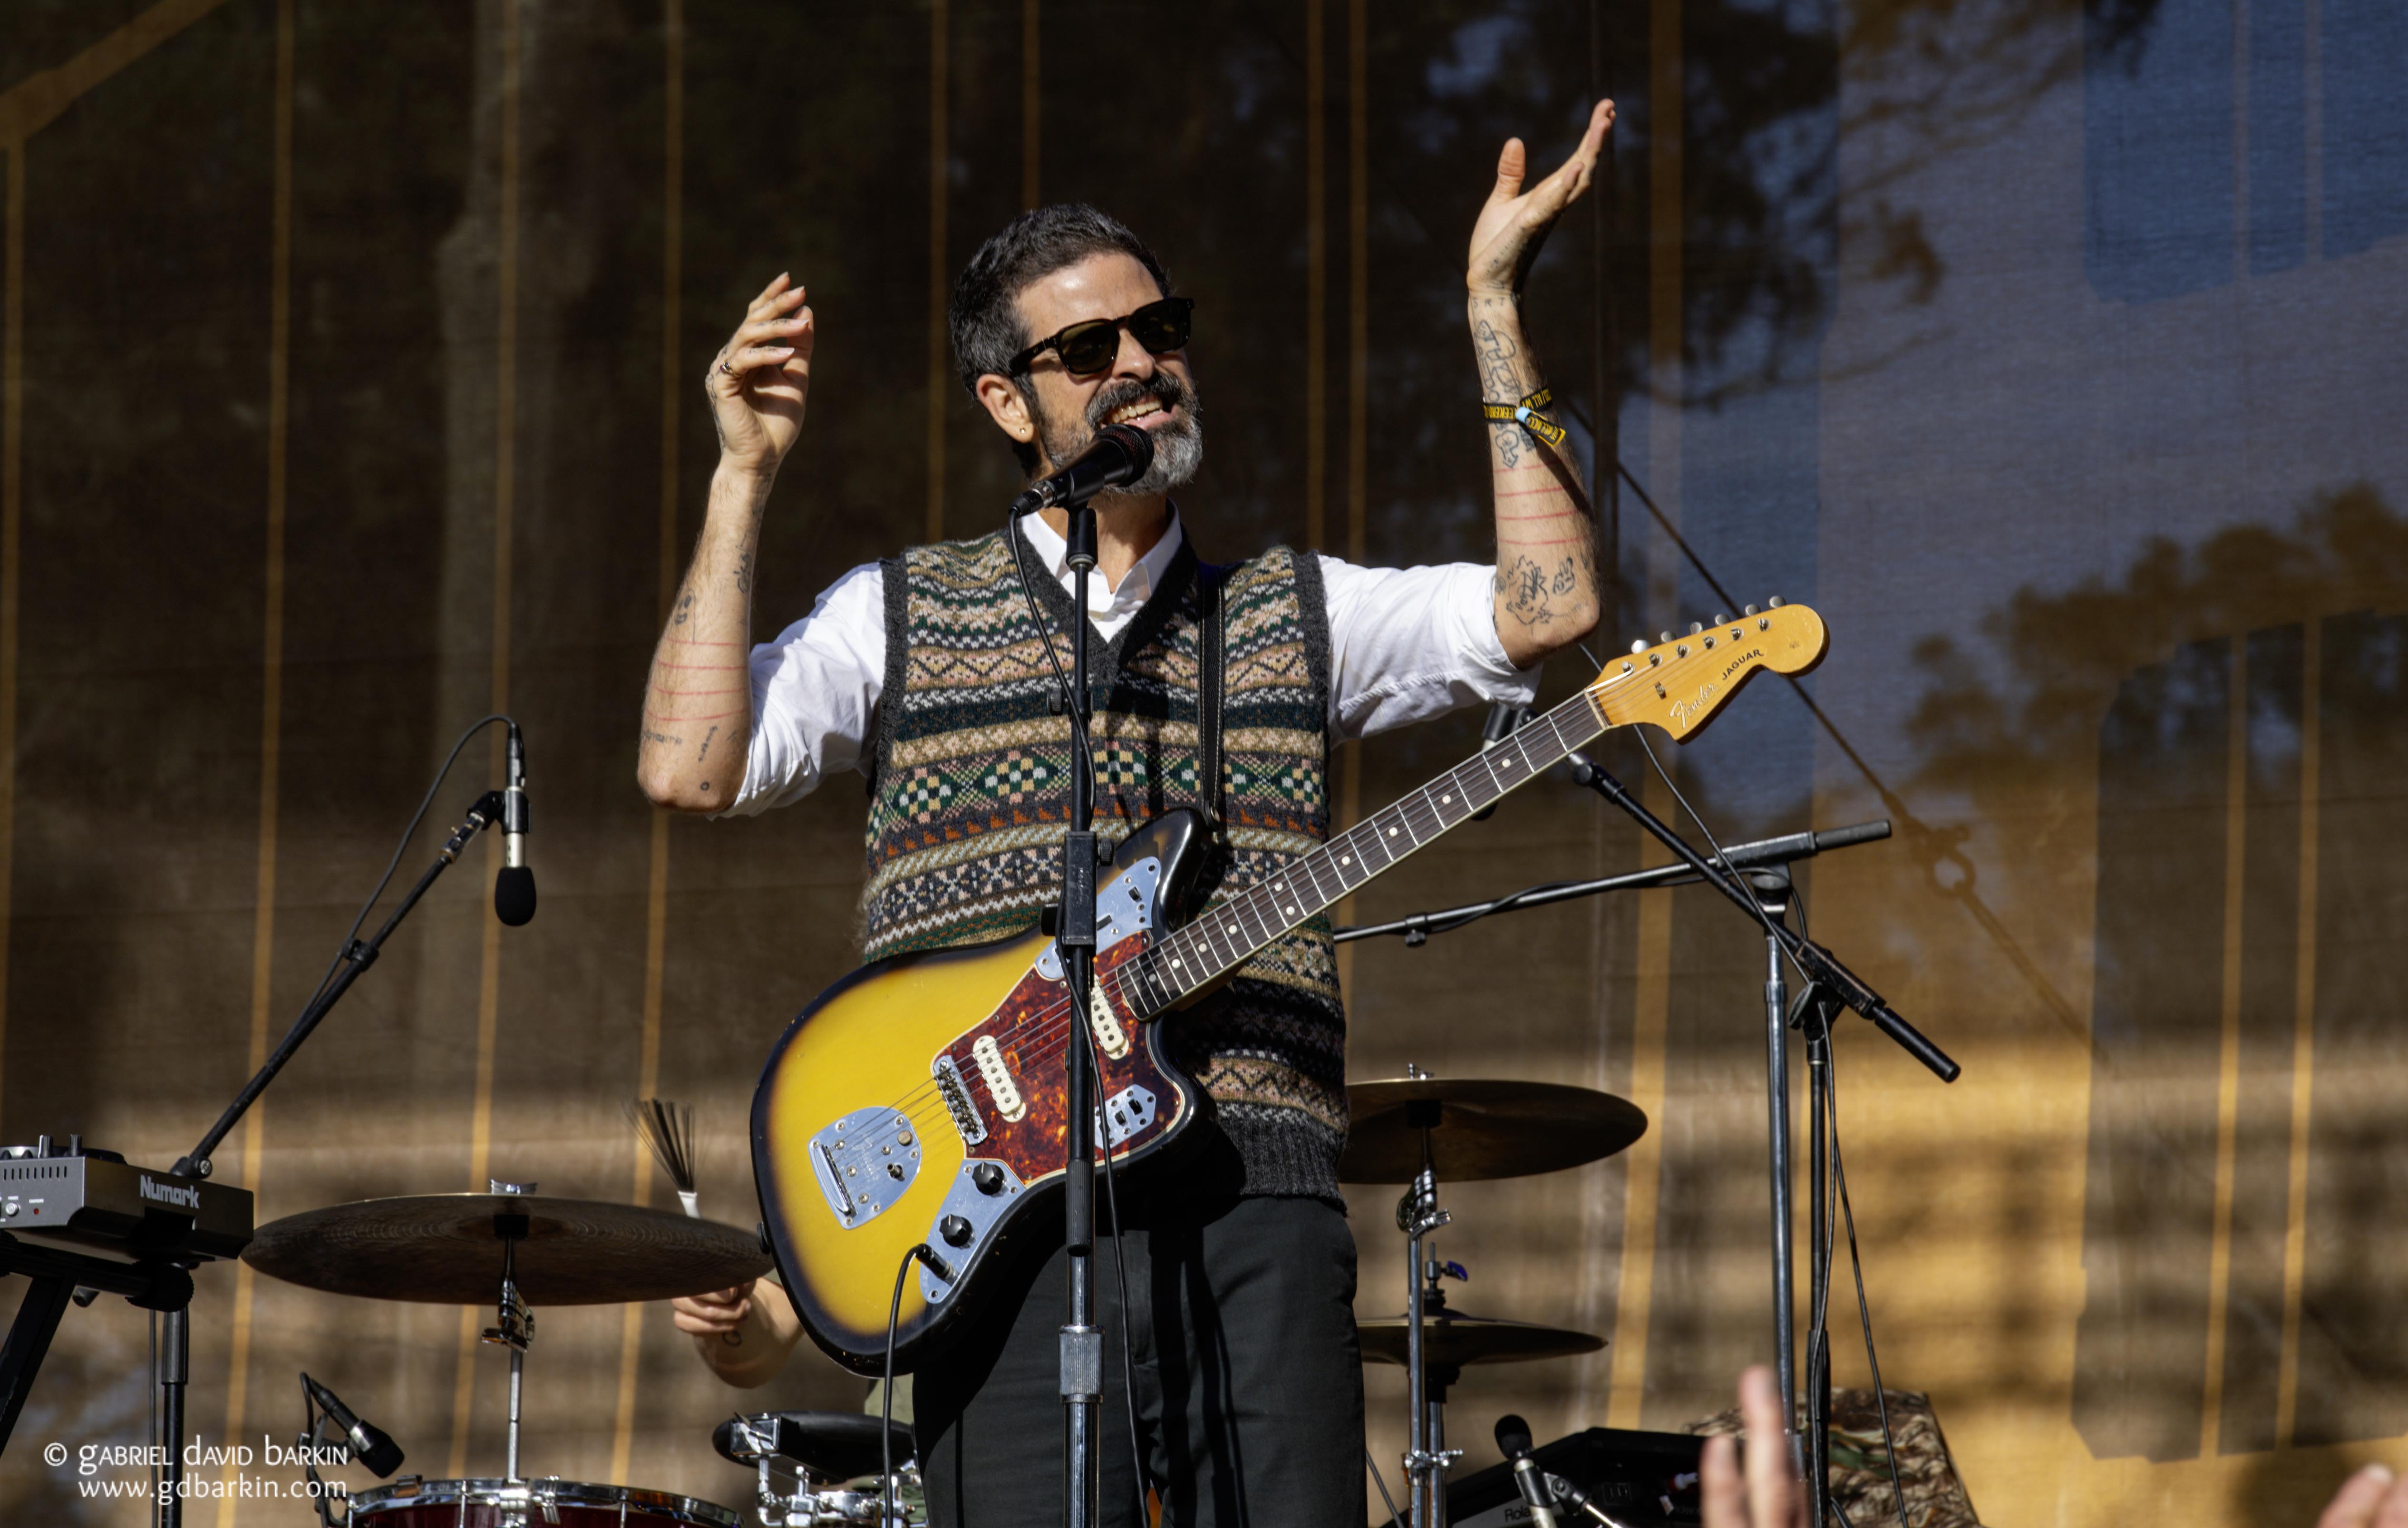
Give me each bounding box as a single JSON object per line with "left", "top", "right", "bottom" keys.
{"left": 1686, "top": 1388, "right": 1985, "bottom": 1528}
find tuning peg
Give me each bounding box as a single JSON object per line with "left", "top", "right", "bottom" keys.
{"left": 1629, "top": 639, "right": 1649, "bottom": 655}
{"left": 1767, "top": 596, "right": 1784, "bottom": 608}
{"left": 1688, "top": 622, "right": 1703, "bottom": 636}
{"left": 1710, "top": 613, "right": 1728, "bottom": 626}
{"left": 1743, "top": 604, "right": 1759, "bottom": 616}
{"left": 1660, "top": 631, "right": 1674, "bottom": 644}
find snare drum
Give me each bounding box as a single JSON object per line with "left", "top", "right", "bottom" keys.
{"left": 348, "top": 1477, "right": 741, "bottom": 1528}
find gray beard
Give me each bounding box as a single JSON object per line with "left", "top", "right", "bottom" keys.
{"left": 1031, "top": 384, "right": 1204, "bottom": 497}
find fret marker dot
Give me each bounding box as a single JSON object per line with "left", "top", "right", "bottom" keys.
{"left": 1171, "top": 958, "right": 1183, "bottom": 968}
{"left": 1227, "top": 924, "right": 1239, "bottom": 934}
{"left": 1388, "top": 828, "right": 1398, "bottom": 837}
{"left": 1342, "top": 855, "right": 1352, "bottom": 865}
{"left": 1442, "top": 793, "right": 1453, "bottom": 804}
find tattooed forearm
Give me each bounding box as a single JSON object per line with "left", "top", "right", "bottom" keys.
{"left": 671, "top": 589, "right": 694, "bottom": 626}
{"left": 697, "top": 724, "right": 719, "bottom": 762}
{"left": 735, "top": 552, "right": 753, "bottom": 594}
{"left": 645, "top": 728, "right": 685, "bottom": 747}
{"left": 1497, "top": 555, "right": 1559, "bottom": 626}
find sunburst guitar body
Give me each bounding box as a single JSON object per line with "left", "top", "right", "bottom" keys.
{"left": 752, "top": 601, "right": 1827, "bottom": 1373}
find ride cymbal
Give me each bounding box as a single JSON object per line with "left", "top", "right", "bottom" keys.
{"left": 1339, "top": 1077, "right": 1647, "bottom": 1182}
{"left": 243, "top": 1193, "right": 771, "bottom": 1305}
{"left": 1355, "top": 1310, "right": 1605, "bottom": 1371}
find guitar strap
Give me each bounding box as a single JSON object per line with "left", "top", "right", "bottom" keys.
{"left": 1194, "top": 558, "right": 1230, "bottom": 840}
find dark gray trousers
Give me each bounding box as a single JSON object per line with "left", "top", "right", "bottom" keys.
{"left": 914, "top": 1188, "right": 1366, "bottom": 1528}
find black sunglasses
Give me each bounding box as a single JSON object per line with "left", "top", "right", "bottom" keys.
{"left": 1010, "top": 296, "right": 1194, "bottom": 378}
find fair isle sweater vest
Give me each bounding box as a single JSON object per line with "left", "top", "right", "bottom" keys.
{"left": 862, "top": 527, "right": 1349, "bottom": 1203}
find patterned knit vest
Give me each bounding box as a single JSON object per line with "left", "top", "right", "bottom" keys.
{"left": 863, "top": 526, "right": 1349, "bottom": 1203}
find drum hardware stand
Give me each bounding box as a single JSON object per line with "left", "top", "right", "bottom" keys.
{"left": 1395, "top": 1083, "right": 1464, "bottom": 1528}
{"left": 480, "top": 1186, "right": 538, "bottom": 1482}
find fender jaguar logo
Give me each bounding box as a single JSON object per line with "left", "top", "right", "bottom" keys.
{"left": 1718, "top": 646, "right": 1765, "bottom": 683}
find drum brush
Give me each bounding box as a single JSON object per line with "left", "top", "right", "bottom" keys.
{"left": 626, "top": 1098, "right": 701, "bottom": 1217}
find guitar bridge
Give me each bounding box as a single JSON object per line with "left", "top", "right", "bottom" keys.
{"left": 932, "top": 1055, "right": 987, "bottom": 1147}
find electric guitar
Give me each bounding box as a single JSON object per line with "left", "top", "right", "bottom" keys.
{"left": 751, "top": 602, "right": 1827, "bottom": 1372}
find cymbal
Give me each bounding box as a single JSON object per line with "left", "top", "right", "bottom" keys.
{"left": 1339, "top": 1077, "right": 1647, "bottom": 1182}
{"left": 713, "top": 1412, "right": 914, "bottom": 1481}
{"left": 243, "top": 1194, "right": 772, "bottom": 1305}
{"left": 1357, "top": 1310, "right": 1604, "bottom": 1371}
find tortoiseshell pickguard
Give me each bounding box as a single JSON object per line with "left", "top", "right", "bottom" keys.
{"left": 933, "top": 935, "right": 1188, "bottom": 1185}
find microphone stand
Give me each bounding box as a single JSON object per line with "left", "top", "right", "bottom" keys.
{"left": 1336, "top": 754, "right": 1955, "bottom": 1528}
{"left": 1563, "top": 751, "right": 1954, "bottom": 1528}
{"left": 150, "top": 789, "right": 509, "bottom": 1528}
{"left": 1051, "top": 497, "right": 1104, "bottom": 1528}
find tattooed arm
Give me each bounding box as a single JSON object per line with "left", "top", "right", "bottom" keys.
{"left": 1464, "top": 100, "right": 1615, "bottom": 667}
{"left": 637, "top": 272, "right": 813, "bottom": 811}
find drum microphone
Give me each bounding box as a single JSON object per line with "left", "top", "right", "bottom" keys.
{"left": 1495, "top": 1415, "right": 1562, "bottom": 1528}
{"left": 302, "top": 1372, "right": 406, "bottom": 1478}
{"left": 494, "top": 722, "right": 536, "bottom": 927}
{"left": 1009, "top": 423, "right": 1155, "bottom": 516}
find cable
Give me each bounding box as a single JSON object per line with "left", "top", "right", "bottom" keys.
{"left": 303, "top": 713, "right": 512, "bottom": 1010}
{"left": 1365, "top": 1445, "right": 1405, "bottom": 1527}
{"left": 1079, "top": 1018, "right": 1154, "bottom": 1526}
{"left": 1006, "top": 515, "right": 1102, "bottom": 802}
{"left": 1825, "top": 1044, "right": 1912, "bottom": 1528}
{"left": 1631, "top": 729, "right": 1811, "bottom": 986}
{"left": 883, "top": 1244, "right": 928, "bottom": 1528}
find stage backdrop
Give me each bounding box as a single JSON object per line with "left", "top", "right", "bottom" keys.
{"left": 3, "top": 2, "right": 2405, "bottom": 1524}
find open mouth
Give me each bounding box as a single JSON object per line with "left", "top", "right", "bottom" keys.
{"left": 1104, "top": 396, "right": 1173, "bottom": 429}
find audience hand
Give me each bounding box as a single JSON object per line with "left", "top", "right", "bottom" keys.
{"left": 1702, "top": 1365, "right": 1806, "bottom": 1528}
{"left": 2318, "top": 1464, "right": 2408, "bottom": 1528}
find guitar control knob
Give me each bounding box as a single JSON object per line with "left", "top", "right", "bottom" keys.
{"left": 971, "top": 1162, "right": 1005, "bottom": 1196}
{"left": 939, "top": 1214, "right": 974, "bottom": 1248}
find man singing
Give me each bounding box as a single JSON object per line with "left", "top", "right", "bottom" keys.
{"left": 638, "top": 100, "right": 1615, "bottom": 1528}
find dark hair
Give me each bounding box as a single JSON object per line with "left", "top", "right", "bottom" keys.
{"left": 948, "top": 204, "right": 1170, "bottom": 470}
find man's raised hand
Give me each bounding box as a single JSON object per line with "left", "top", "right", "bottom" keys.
{"left": 708, "top": 273, "right": 814, "bottom": 478}
{"left": 1467, "top": 98, "right": 1616, "bottom": 298}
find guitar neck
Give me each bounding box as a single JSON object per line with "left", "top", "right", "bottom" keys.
{"left": 1123, "top": 687, "right": 1609, "bottom": 1015}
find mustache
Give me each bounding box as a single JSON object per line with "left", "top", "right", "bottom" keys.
{"left": 1083, "top": 370, "right": 1196, "bottom": 431}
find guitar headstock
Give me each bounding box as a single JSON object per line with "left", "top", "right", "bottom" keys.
{"left": 1586, "top": 600, "right": 1827, "bottom": 740}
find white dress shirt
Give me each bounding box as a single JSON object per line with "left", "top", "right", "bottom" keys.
{"left": 727, "top": 510, "right": 1538, "bottom": 815}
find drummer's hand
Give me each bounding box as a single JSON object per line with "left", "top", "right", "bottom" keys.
{"left": 1702, "top": 1366, "right": 1805, "bottom": 1528}
{"left": 671, "top": 1279, "right": 756, "bottom": 1338}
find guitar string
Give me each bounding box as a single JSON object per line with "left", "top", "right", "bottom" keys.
{"left": 818, "top": 620, "right": 1789, "bottom": 1153}
{"left": 825, "top": 657, "right": 1643, "bottom": 1148}
{"left": 832, "top": 688, "right": 1614, "bottom": 1152}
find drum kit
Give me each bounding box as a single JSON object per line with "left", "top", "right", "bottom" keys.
{"left": 237, "top": 1070, "right": 1644, "bottom": 1528}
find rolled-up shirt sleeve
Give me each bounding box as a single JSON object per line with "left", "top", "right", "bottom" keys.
{"left": 722, "top": 562, "right": 888, "bottom": 816}
{"left": 1318, "top": 556, "right": 1540, "bottom": 741}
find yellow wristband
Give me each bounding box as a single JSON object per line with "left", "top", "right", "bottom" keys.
{"left": 1479, "top": 387, "right": 1567, "bottom": 449}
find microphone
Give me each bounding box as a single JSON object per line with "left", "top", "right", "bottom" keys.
{"left": 1009, "top": 423, "right": 1155, "bottom": 516}
{"left": 1494, "top": 1415, "right": 1560, "bottom": 1528}
{"left": 1543, "top": 1472, "right": 1636, "bottom": 1528}
{"left": 494, "top": 722, "right": 536, "bottom": 927}
{"left": 302, "top": 1373, "right": 406, "bottom": 1478}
